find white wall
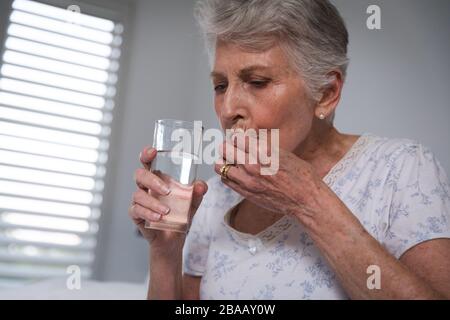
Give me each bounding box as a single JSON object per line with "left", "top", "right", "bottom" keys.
{"left": 94, "top": 0, "right": 205, "bottom": 282}
{"left": 95, "top": 0, "right": 450, "bottom": 282}
{"left": 333, "top": 0, "right": 450, "bottom": 169}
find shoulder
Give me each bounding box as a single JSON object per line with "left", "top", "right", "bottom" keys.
{"left": 347, "top": 135, "right": 450, "bottom": 258}
{"left": 364, "top": 134, "right": 426, "bottom": 160}
{"left": 360, "top": 134, "right": 441, "bottom": 176}
{"left": 362, "top": 135, "right": 450, "bottom": 209}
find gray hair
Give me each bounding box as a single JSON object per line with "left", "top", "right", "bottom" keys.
{"left": 194, "top": 0, "right": 349, "bottom": 102}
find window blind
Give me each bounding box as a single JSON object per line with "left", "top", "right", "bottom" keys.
{"left": 0, "top": 0, "right": 123, "bottom": 288}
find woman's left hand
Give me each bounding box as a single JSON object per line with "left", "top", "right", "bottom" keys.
{"left": 214, "top": 133, "right": 331, "bottom": 222}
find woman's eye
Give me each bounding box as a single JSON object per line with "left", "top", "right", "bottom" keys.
{"left": 214, "top": 84, "right": 227, "bottom": 93}
{"left": 249, "top": 80, "right": 269, "bottom": 88}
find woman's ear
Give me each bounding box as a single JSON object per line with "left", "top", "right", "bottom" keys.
{"left": 314, "top": 70, "right": 344, "bottom": 120}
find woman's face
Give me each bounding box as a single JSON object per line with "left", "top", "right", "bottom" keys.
{"left": 211, "top": 40, "right": 316, "bottom": 152}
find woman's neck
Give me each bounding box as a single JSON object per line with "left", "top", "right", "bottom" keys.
{"left": 295, "top": 125, "right": 359, "bottom": 179}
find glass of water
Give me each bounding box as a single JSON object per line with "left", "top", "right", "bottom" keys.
{"left": 144, "top": 119, "right": 202, "bottom": 233}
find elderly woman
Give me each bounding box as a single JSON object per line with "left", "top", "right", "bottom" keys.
{"left": 129, "top": 0, "right": 450, "bottom": 299}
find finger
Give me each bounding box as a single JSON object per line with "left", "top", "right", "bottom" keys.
{"left": 214, "top": 161, "right": 250, "bottom": 185}
{"left": 231, "top": 131, "right": 261, "bottom": 172}
{"left": 220, "top": 176, "right": 251, "bottom": 199}
{"left": 257, "top": 131, "right": 279, "bottom": 167}
{"left": 140, "top": 147, "right": 157, "bottom": 170}
{"left": 132, "top": 189, "right": 170, "bottom": 215}
{"left": 193, "top": 180, "right": 208, "bottom": 198}
{"left": 218, "top": 142, "right": 261, "bottom": 176}
{"left": 134, "top": 168, "right": 171, "bottom": 195}
{"left": 219, "top": 141, "right": 256, "bottom": 166}
{"left": 190, "top": 180, "right": 208, "bottom": 213}
{"left": 230, "top": 129, "right": 259, "bottom": 159}
{"left": 128, "top": 203, "right": 162, "bottom": 222}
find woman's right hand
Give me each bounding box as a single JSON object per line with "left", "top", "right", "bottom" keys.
{"left": 128, "top": 146, "right": 208, "bottom": 249}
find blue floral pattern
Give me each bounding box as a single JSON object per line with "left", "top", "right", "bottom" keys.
{"left": 183, "top": 133, "right": 450, "bottom": 299}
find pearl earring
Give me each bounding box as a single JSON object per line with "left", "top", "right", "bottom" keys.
{"left": 318, "top": 113, "right": 326, "bottom": 120}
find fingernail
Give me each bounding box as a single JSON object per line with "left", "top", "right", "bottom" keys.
{"left": 147, "top": 148, "right": 155, "bottom": 156}
{"left": 161, "top": 185, "right": 171, "bottom": 195}
{"left": 162, "top": 206, "right": 170, "bottom": 214}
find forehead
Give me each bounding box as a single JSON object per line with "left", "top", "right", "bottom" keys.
{"left": 212, "top": 40, "right": 293, "bottom": 75}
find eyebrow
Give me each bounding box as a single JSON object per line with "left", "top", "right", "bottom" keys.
{"left": 210, "top": 65, "right": 273, "bottom": 79}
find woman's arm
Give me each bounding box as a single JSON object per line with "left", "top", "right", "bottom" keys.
{"left": 147, "top": 243, "right": 202, "bottom": 300}
{"left": 400, "top": 239, "right": 450, "bottom": 298}
{"left": 147, "top": 240, "right": 184, "bottom": 300}
{"left": 215, "top": 139, "right": 450, "bottom": 299}
{"left": 182, "top": 275, "right": 202, "bottom": 299}
{"left": 298, "top": 184, "right": 449, "bottom": 299}
{"left": 147, "top": 236, "right": 203, "bottom": 300}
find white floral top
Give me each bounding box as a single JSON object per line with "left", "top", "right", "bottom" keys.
{"left": 182, "top": 133, "right": 450, "bottom": 299}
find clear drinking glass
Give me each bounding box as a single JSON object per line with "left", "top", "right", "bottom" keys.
{"left": 144, "top": 119, "right": 202, "bottom": 233}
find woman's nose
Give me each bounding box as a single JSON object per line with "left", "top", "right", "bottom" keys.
{"left": 221, "top": 83, "right": 246, "bottom": 124}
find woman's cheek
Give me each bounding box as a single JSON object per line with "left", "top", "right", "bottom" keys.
{"left": 278, "top": 123, "right": 310, "bottom": 152}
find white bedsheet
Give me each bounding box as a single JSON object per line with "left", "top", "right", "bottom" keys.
{"left": 0, "top": 277, "right": 147, "bottom": 300}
